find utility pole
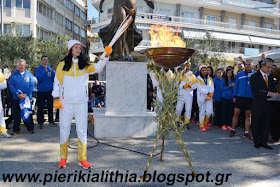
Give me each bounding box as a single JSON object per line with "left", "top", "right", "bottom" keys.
{"left": 1, "top": 0, "right": 3, "bottom": 35}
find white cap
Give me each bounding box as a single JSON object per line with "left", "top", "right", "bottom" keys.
{"left": 199, "top": 64, "right": 207, "bottom": 71}
{"left": 68, "top": 40, "right": 82, "bottom": 51}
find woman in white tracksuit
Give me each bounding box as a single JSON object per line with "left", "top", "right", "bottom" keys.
{"left": 52, "top": 40, "right": 112, "bottom": 169}
{"left": 153, "top": 69, "right": 174, "bottom": 111}
{"left": 176, "top": 64, "right": 196, "bottom": 128}
{"left": 0, "top": 72, "right": 11, "bottom": 138}
{"left": 196, "top": 64, "right": 214, "bottom": 131}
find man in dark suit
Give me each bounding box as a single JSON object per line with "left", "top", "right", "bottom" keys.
{"left": 250, "top": 59, "right": 278, "bottom": 149}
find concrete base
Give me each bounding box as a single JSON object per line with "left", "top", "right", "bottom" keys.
{"left": 93, "top": 61, "right": 157, "bottom": 138}
{"left": 93, "top": 109, "right": 157, "bottom": 138}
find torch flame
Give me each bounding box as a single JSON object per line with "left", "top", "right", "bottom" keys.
{"left": 148, "top": 25, "right": 185, "bottom": 47}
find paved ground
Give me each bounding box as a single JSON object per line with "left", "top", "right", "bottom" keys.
{"left": 0, "top": 119, "right": 279, "bottom": 187}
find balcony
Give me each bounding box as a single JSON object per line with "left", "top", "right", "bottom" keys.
{"left": 91, "top": 12, "right": 280, "bottom": 39}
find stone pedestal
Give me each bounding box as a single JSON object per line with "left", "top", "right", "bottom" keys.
{"left": 93, "top": 61, "right": 157, "bottom": 138}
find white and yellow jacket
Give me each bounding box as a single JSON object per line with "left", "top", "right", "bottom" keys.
{"left": 178, "top": 71, "right": 196, "bottom": 98}
{"left": 52, "top": 57, "right": 109, "bottom": 103}
{"left": 196, "top": 75, "right": 214, "bottom": 103}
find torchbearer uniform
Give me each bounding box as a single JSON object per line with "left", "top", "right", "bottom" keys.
{"left": 196, "top": 65, "right": 214, "bottom": 131}
{"left": 176, "top": 70, "right": 196, "bottom": 125}
{"left": 52, "top": 40, "right": 111, "bottom": 169}
{"left": 0, "top": 72, "right": 11, "bottom": 138}
{"left": 153, "top": 69, "right": 174, "bottom": 110}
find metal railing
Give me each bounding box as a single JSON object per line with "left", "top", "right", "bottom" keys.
{"left": 91, "top": 12, "right": 280, "bottom": 38}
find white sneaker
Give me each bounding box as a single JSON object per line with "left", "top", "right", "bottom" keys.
{"left": 1, "top": 133, "right": 11, "bottom": 138}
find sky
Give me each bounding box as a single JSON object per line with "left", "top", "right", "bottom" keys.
{"left": 87, "top": 0, "right": 99, "bottom": 20}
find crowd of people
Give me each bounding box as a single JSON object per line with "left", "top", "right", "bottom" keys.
{"left": 152, "top": 55, "right": 280, "bottom": 150}
{"left": 0, "top": 47, "right": 279, "bottom": 169}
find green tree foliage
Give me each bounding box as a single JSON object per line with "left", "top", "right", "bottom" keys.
{"left": 37, "top": 35, "right": 69, "bottom": 67}
{"left": 0, "top": 33, "right": 69, "bottom": 71}
{"left": 0, "top": 34, "right": 37, "bottom": 71}
{"left": 184, "top": 31, "right": 227, "bottom": 71}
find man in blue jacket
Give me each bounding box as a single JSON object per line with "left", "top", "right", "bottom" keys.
{"left": 230, "top": 59, "right": 255, "bottom": 139}
{"left": 9, "top": 59, "right": 35, "bottom": 135}
{"left": 35, "top": 56, "right": 56, "bottom": 129}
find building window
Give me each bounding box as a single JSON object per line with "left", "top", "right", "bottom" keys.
{"left": 183, "top": 12, "right": 193, "bottom": 23}
{"left": 65, "top": 19, "right": 72, "bottom": 30}
{"left": 38, "top": 28, "right": 52, "bottom": 41}
{"left": 248, "top": 21, "right": 256, "bottom": 31}
{"left": 74, "top": 24, "right": 80, "bottom": 34}
{"left": 228, "top": 18, "right": 236, "bottom": 29}
{"left": 159, "top": 9, "right": 169, "bottom": 16}
{"left": 37, "top": 1, "right": 53, "bottom": 19}
{"left": 66, "top": 0, "right": 73, "bottom": 11}
{"left": 81, "top": 29, "right": 86, "bottom": 38}
{"left": 81, "top": 11, "right": 86, "bottom": 21}
{"left": 266, "top": 24, "right": 273, "bottom": 33}
{"left": 207, "top": 16, "right": 216, "bottom": 26}
{"left": 55, "top": 12, "right": 63, "bottom": 26}
{"left": 4, "top": 24, "right": 11, "bottom": 34}
{"left": 16, "top": 0, "right": 30, "bottom": 8}
{"left": 0, "top": 0, "right": 11, "bottom": 7}
{"left": 15, "top": 25, "right": 30, "bottom": 37}
{"left": 74, "top": 5, "right": 80, "bottom": 17}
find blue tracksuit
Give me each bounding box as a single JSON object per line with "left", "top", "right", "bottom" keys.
{"left": 220, "top": 79, "right": 234, "bottom": 100}
{"left": 35, "top": 65, "right": 55, "bottom": 92}
{"left": 9, "top": 70, "right": 35, "bottom": 100}
{"left": 213, "top": 76, "right": 223, "bottom": 102}
{"left": 233, "top": 70, "right": 255, "bottom": 98}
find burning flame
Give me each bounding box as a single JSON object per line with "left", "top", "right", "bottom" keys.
{"left": 148, "top": 25, "right": 185, "bottom": 47}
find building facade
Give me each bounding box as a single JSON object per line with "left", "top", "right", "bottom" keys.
{"left": 1, "top": 0, "right": 88, "bottom": 52}
{"left": 89, "top": 0, "right": 280, "bottom": 62}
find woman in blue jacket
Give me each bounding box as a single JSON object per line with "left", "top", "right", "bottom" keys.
{"left": 220, "top": 67, "right": 235, "bottom": 130}
{"left": 213, "top": 68, "right": 224, "bottom": 128}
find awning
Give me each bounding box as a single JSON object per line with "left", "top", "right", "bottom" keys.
{"left": 183, "top": 31, "right": 251, "bottom": 43}
{"left": 249, "top": 36, "right": 280, "bottom": 47}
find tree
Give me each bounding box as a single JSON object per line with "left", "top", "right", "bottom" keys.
{"left": 0, "top": 33, "right": 70, "bottom": 72}
{"left": 0, "top": 34, "right": 37, "bottom": 71}
{"left": 184, "top": 31, "right": 227, "bottom": 72}
{"left": 37, "top": 35, "right": 69, "bottom": 67}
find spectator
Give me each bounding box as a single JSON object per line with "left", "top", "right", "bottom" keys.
{"left": 220, "top": 67, "right": 235, "bottom": 130}
{"left": 250, "top": 59, "right": 277, "bottom": 149}
{"left": 230, "top": 59, "right": 255, "bottom": 139}
{"left": 237, "top": 63, "right": 245, "bottom": 73}
{"left": 88, "top": 93, "right": 101, "bottom": 112}
{"left": 88, "top": 83, "right": 93, "bottom": 97}
{"left": 0, "top": 72, "right": 11, "bottom": 138}
{"left": 35, "top": 56, "right": 56, "bottom": 129}
{"left": 196, "top": 64, "right": 214, "bottom": 132}
{"left": 9, "top": 59, "right": 35, "bottom": 135}
{"left": 92, "top": 80, "right": 103, "bottom": 103}
{"left": 207, "top": 66, "right": 214, "bottom": 78}
{"left": 213, "top": 68, "right": 223, "bottom": 128}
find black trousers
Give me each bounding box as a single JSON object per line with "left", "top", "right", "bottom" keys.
{"left": 12, "top": 100, "right": 34, "bottom": 132}
{"left": 252, "top": 106, "right": 271, "bottom": 146}
{"left": 221, "top": 98, "right": 234, "bottom": 126}
{"left": 37, "top": 91, "right": 54, "bottom": 124}
{"left": 214, "top": 101, "right": 222, "bottom": 126}
{"left": 270, "top": 102, "right": 280, "bottom": 140}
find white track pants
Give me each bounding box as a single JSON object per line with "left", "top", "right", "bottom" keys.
{"left": 59, "top": 102, "right": 88, "bottom": 161}
{"left": 197, "top": 99, "right": 213, "bottom": 127}
{"left": 176, "top": 95, "right": 193, "bottom": 124}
